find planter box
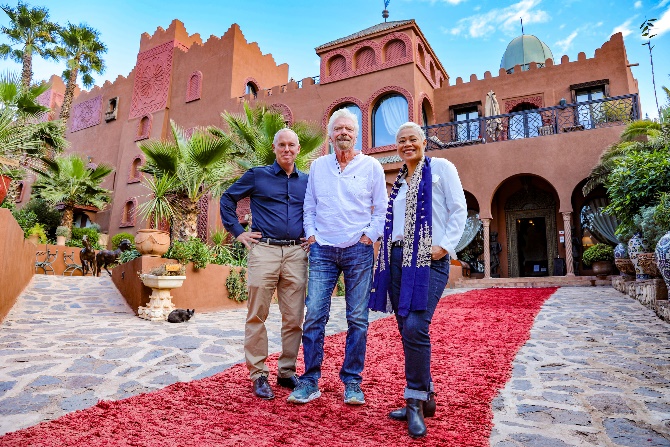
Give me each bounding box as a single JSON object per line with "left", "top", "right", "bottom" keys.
{"left": 111, "top": 256, "right": 248, "bottom": 314}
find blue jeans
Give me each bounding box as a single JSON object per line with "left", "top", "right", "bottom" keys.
{"left": 389, "top": 247, "right": 450, "bottom": 400}
{"left": 300, "top": 242, "right": 374, "bottom": 385}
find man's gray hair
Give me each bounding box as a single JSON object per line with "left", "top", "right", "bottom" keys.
{"left": 395, "top": 121, "right": 426, "bottom": 142}
{"left": 327, "top": 108, "right": 360, "bottom": 136}
{"left": 273, "top": 127, "right": 300, "bottom": 145}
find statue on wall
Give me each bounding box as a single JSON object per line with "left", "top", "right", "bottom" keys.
{"left": 490, "top": 231, "right": 502, "bottom": 277}
{"left": 95, "top": 239, "right": 132, "bottom": 276}
{"left": 80, "top": 235, "right": 96, "bottom": 276}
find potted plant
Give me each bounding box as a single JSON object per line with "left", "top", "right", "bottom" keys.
{"left": 582, "top": 243, "right": 615, "bottom": 277}
{"left": 55, "top": 226, "right": 70, "bottom": 246}
{"left": 27, "top": 223, "right": 47, "bottom": 245}
{"left": 138, "top": 263, "right": 186, "bottom": 321}
{"left": 136, "top": 175, "right": 173, "bottom": 257}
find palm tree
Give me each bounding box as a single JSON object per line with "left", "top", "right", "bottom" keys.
{"left": 30, "top": 154, "right": 113, "bottom": 229}
{"left": 138, "top": 120, "right": 238, "bottom": 242}
{"left": 582, "top": 119, "right": 664, "bottom": 196}
{"left": 209, "top": 102, "right": 325, "bottom": 185}
{"left": 55, "top": 23, "right": 106, "bottom": 121}
{"left": 0, "top": 2, "right": 59, "bottom": 88}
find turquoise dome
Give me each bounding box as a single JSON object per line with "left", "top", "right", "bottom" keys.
{"left": 500, "top": 35, "right": 554, "bottom": 74}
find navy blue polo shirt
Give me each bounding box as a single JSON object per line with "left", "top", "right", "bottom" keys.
{"left": 219, "top": 161, "right": 308, "bottom": 240}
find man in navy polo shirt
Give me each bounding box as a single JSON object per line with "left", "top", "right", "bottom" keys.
{"left": 220, "top": 128, "right": 309, "bottom": 400}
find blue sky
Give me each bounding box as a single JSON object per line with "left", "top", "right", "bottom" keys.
{"left": 1, "top": 0, "right": 669, "bottom": 119}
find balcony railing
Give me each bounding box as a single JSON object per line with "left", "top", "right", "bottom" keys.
{"left": 424, "top": 94, "right": 639, "bottom": 150}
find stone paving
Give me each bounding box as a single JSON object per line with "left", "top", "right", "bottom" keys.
{"left": 1, "top": 276, "right": 669, "bottom": 446}
{"left": 491, "top": 287, "right": 670, "bottom": 447}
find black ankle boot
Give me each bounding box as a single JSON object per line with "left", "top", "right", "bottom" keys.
{"left": 406, "top": 398, "right": 427, "bottom": 438}
{"left": 388, "top": 393, "right": 436, "bottom": 420}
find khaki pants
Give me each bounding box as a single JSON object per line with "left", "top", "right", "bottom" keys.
{"left": 245, "top": 243, "right": 307, "bottom": 381}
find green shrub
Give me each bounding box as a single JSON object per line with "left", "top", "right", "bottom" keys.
{"left": 336, "top": 273, "right": 345, "bottom": 296}
{"left": 226, "top": 268, "right": 248, "bottom": 302}
{"left": 118, "top": 249, "right": 141, "bottom": 264}
{"left": 12, "top": 208, "right": 38, "bottom": 235}
{"left": 68, "top": 227, "right": 101, "bottom": 250}
{"left": 164, "top": 237, "right": 212, "bottom": 269}
{"left": 27, "top": 223, "right": 47, "bottom": 243}
{"left": 111, "top": 232, "right": 135, "bottom": 249}
{"left": 22, "top": 198, "right": 61, "bottom": 238}
{"left": 209, "top": 229, "right": 247, "bottom": 267}
{"left": 89, "top": 223, "right": 101, "bottom": 233}
{"left": 582, "top": 243, "right": 614, "bottom": 267}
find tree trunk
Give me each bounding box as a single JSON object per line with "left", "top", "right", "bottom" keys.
{"left": 172, "top": 197, "right": 198, "bottom": 242}
{"left": 59, "top": 68, "right": 79, "bottom": 121}
{"left": 60, "top": 206, "right": 74, "bottom": 229}
{"left": 6, "top": 179, "right": 21, "bottom": 203}
{"left": 21, "top": 50, "right": 33, "bottom": 89}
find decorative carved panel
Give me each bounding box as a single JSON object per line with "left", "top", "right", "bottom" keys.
{"left": 70, "top": 95, "right": 103, "bottom": 132}
{"left": 197, "top": 194, "right": 210, "bottom": 241}
{"left": 504, "top": 95, "right": 543, "bottom": 113}
{"left": 270, "top": 103, "right": 294, "bottom": 125}
{"left": 129, "top": 41, "right": 176, "bottom": 119}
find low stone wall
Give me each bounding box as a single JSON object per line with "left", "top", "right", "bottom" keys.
{"left": 613, "top": 275, "right": 669, "bottom": 321}
{"left": 0, "top": 209, "right": 35, "bottom": 322}
{"left": 111, "top": 256, "right": 247, "bottom": 314}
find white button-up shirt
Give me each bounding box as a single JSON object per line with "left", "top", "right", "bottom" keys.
{"left": 391, "top": 157, "right": 467, "bottom": 259}
{"left": 304, "top": 152, "right": 388, "bottom": 248}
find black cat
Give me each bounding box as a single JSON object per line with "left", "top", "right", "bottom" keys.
{"left": 167, "top": 309, "right": 195, "bottom": 323}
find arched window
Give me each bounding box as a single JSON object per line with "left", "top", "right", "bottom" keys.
{"left": 372, "top": 94, "right": 408, "bottom": 147}
{"left": 422, "top": 105, "right": 429, "bottom": 127}
{"left": 135, "top": 115, "right": 152, "bottom": 141}
{"left": 355, "top": 47, "right": 375, "bottom": 70}
{"left": 509, "top": 103, "right": 541, "bottom": 139}
{"left": 417, "top": 44, "right": 426, "bottom": 68}
{"left": 329, "top": 104, "right": 362, "bottom": 153}
{"left": 186, "top": 71, "right": 202, "bottom": 102}
{"left": 245, "top": 82, "right": 257, "bottom": 97}
{"left": 121, "top": 199, "right": 136, "bottom": 228}
{"left": 128, "top": 156, "right": 143, "bottom": 183}
{"left": 385, "top": 39, "right": 406, "bottom": 62}
{"left": 328, "top": 55, "right": 347, "bottom": 76}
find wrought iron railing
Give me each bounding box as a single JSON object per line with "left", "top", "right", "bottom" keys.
{"left": 424, "top": 94, "right": 639, "bottom": 150}
{"left": 296, "top": 75, "right": 320, "bottom": 88}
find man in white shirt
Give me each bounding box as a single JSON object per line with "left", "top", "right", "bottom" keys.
{"left": 287, "top": 108, "right": 388, "bottom": 405}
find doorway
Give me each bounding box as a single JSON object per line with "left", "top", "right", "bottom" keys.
{"left": 516, "top": 217, "right": 548, "bottom": 276}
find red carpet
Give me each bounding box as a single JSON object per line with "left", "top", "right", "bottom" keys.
{"left": 0, "top": 288, "right": 556, "bottom": 446}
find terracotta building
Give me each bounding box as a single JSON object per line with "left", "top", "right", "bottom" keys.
{"left": 22, "top": 18, "right": 640, "bottom": 278}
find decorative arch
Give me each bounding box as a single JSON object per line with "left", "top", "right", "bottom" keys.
{"left": 319, "top": 48, "right": 352, "bottom": 83}
{"left": 120, "top": 197, "right": 138, "bottom": 228}
{"left": 322, "top": 96, "right": 367, "bottom": 155}
{"left": 185, "top": 70, "right": 203, "bottom": 102}
{"left": 135, "top": 114, "right": 153, "bottom": 141}
{"left": 128, "top": 154, "right": 146, "bottom": 183}
{"left": 365, "top": 86, "right": 414, "bottom": 154}
{"left": 417, "top": 42, "right": 426, "bottom": 68}
{"left": 417, "top": 93, "right": 435, "bottom": 126}
{"left": 380, "top": 32, "right": 412, "bottom": 62}
{"left": 242, "top": 77, "right": 261, "bottom": 97}
{"left": 351, "top": 40, "right": 382, "bottom": 73}
{"left": 504, "top": 95, "right": 543, "bottom": 113}
{"left": 270, "top": 103, "right": 294, "bottom": 125}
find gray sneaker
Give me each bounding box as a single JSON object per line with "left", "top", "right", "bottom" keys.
{"left": 287, "top": 380, "right": 321, "bottom": 404}
{"left": 343, "top": 382, "right": 365, "bottom": 405}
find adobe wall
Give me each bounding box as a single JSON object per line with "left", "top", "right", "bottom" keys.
{"left": 435, "top": 33, "right": 638, "bottom": 122}
{"left": 0, "top": 209, "right": 35, "bottom": 322}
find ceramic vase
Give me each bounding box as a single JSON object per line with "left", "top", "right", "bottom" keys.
{"left": 654, "top": 231, "right": 670, "bottom": 290}
{"left": 135, "top": 229, "right": 170, "bottom": 257}
{"left": 628, "top": 232, "right": 650, "bottom": 280}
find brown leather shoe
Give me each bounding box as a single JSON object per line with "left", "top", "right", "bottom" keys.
{"left": 253, "top": 376, "right": 275, "bottom": 400}
{"left": 277, "top": 375, "right": 299, "bottom": 390}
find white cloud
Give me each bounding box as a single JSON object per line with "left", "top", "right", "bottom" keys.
{"left": 443, "top": 0, "right": 550, "bottom": 38}
{"left": 612, "top": 18, "right": 636, "bottom": 37}
{"left": 634, "top": 1, "right": 642, "bottom": 8}
{"left": 555, "top": 31, "right": 578, "bottom": 53}
{"left": 649, "top": 6, "right": 670, "bottom": 37}
{"left": 656, "top": 0, "right": 669, "bottom": 8}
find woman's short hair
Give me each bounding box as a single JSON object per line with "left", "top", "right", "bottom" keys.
{"left": 327, "top": 108, "right": 360, "bottom": 136}
{"left": 395, "top": 122, "right": 426, "bottom": 142}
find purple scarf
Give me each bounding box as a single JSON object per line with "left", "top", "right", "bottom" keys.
{"left": 369, "top": 156, "right": 432, "bottom": 317}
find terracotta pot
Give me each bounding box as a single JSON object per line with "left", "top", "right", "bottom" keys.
{"left": 98, "top": 233, "right": 109, "bottom": 249}
{"left": 135, "top": 229, "right": 170, "bottom": 257}
{"left": 614, "top": 257, "right": 635, "bottom": 276}
{"left": 655, "top": 231, "right": 670, "bottom": 291}
{"left": 628, "top": 232, "right": 650, "bottom": 280}
{"left": 27, "top": 234, "right": 40, "bottom": 245}
{"left": 591, "top": 260, "right": 613, "bottom": 277}
{"left": 56, "top": 235, "right": 66, "bottom": 246}
{"left": 636, "top": 252, "right": 661, "bottom": 278}
{"left": 0, "top": 175, "right": 10, "bottom": 205}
